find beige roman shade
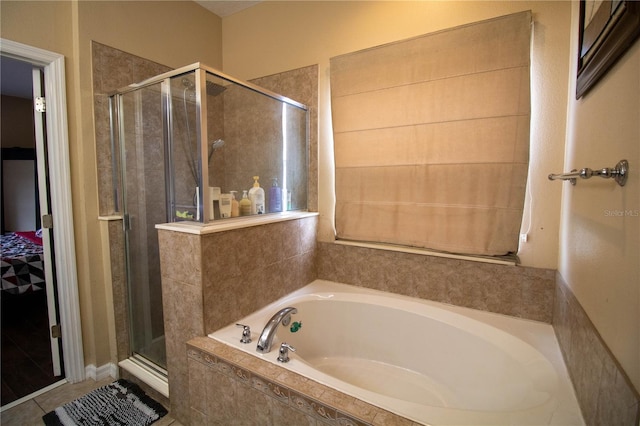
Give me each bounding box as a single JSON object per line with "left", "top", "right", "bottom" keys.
{"left": 330, "top": 11, "right": 532, "bottom": 256}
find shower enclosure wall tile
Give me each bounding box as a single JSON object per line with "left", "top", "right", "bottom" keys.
{"left": 108, "top": 219, "right": 130, "bottom": 361}
{"left": 92, "top": 41, "right": 170, "bottom": 216}
{"left": 160, "top": 272, "right": 204, "bottom": 422}
{"left": 161, "top": 215, "right": 318, "bottom": 424}
{"left": 201, "top": 216, "right": 318, "bottom": 334}
{"left": 132, "top": 60, "right": 170, "bottom": 87}
{"left": 158, "top": 231, "right": 202, "bottom": 286}
{"left": 250, "top": 65, "right": 319, "bottom": 212}
{"left": 278, "top": 221, "right": 300, "bottom": 259}
{"left": 92, "top": 42, "right": 133, "bottom": 94}
{"left": 553, "top": 273, "right": 640, "bottom": 425}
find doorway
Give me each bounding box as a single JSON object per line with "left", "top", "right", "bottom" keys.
{"left": 0, "top": 55, "right": 64, "bottom": 406}
{"left": 0, "top": 39, "right": 84, "bottom": 409}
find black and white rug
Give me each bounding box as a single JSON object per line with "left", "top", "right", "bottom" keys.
{"left": 42, "top": 379, "right": 168, "bottom": 426}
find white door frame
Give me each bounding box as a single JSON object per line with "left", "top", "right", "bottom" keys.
{"left": 32, "top": 67, "right": 63, "bottom": 377}
{"left": 1, "top": 38, "right": 85, "bottom": 383}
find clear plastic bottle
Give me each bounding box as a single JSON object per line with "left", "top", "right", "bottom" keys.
{"left": 239, "top": 190, "right": 252, "bottom": 216}
{"left": 269, "top": 177, "right": 282, "bottom": 213}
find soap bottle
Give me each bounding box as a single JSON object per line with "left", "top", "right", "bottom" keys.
{"left": 269, "top": 177, "right": 282, "bottom": 213}
{"left": 219, "top": 193, "right": 232, "bottom": 218}
{"left": 248, "top": 176, "right": 265, "bottom": 214}
{"left": 230, "top": 191, "right": 239, "bottom": 217}
{"left": 239, "top": 190, "right": 252, "bottom": 216}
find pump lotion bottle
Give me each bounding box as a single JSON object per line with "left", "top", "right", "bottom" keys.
{"left": 248, "top": 176, "right": 265, "bottom": 214}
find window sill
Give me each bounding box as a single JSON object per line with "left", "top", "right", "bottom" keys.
{"left": 333, "top": 240, "right": 517, "bottom": 266}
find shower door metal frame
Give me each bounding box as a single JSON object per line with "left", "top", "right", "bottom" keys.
{"left": 113, "top": 84, "right": 166, "bottom": 371}
{"left": 109, "top": 62, "right": 310, "bottom": 374}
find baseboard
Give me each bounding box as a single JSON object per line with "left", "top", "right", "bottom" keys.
{"left": 85, "top": 362, "right": 118, "bottom": 381}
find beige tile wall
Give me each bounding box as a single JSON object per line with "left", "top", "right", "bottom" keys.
{"left": 186, "top": 336, "right": 417, "bottom": 426}
{"left": 554, "top": 273, "right": 640, "bottom": 425}
{"left": 107, "top": 220, "right": 130, "bottom": 362}
{"left": 318, "top": 242, "right": 555, "bottom": 322}
{"left": 159, "top": 214, "right": 318, "bottom": 423}
{"left": 201, "top": 217, "right": 318, "bottom": 333}
{"left": 92, "top": 41, "right": 171, "bottom": 216}
{"left": 159, "top": 229, "right": 206, "bottom": 422}
{"left": 250, "top": 66, "right": 319, "bottom": 213}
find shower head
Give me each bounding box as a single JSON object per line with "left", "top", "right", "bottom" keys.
{"left": 206, "top": 82, "right": 227, "bottom": 97}
{"left": 181, "top": 78, "right": 227, "bottom": 97}
{"left": 210, "top": 139, "right": 225, "bottom": 150}
{"left": 208, "top": 139, "right": 226, "bottom": 161}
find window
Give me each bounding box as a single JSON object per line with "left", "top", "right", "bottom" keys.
{"left": 330, "top": 11, "right": 532, "bottom": 256}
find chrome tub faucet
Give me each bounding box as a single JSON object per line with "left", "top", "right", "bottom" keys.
{"left": 256, "top": 307, "right": 297, "bottom": 353}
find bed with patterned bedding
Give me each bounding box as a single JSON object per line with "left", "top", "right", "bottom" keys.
{"left": 1, "top": 231, "right": 45, "bottom": 294}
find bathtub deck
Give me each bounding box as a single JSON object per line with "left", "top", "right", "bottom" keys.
{"left": 186, "top": 336, "right": 417, "bottom": 425}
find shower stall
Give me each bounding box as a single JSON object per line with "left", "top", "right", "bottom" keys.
{"left": 109, "top": 63, "right": 309, "bottom": 371}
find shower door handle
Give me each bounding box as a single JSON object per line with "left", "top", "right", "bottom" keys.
{"left": 123, "top": 214, "right": 132, "bottom": 231}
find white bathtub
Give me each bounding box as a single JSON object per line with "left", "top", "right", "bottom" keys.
{"left": 209, "top": 280, "right": 583, "bottom": 425}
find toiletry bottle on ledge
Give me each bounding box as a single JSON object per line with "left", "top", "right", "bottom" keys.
{"left": 269, "top": 177, "right": 282, "bottom": 213}
{"left": 219, "top": 193, "right": 232, "bottom": 218}
{"left": 248, "top": 176, "right": 265, "bottom": 214}
{"left": 240, "top": 190, "right": 252, "bottom": 216}
{"left": 230, "top": 191, "right": 239, "bottom": 217}
{"left": 281, "top": 188, "right": 291, "bottom": 212}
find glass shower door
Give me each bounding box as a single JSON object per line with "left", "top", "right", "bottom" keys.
{"left": 116, "top": 81, "right": 167, "bottom": 370}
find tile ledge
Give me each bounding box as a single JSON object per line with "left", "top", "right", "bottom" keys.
{"left": 155, "top": 211, "right": 318, "bottom": 235}
{"left": 333, "top": 240, "right": 517, "bottom": 266}
{"left": 98, "top": 215, "right": 123, "bottom": 221}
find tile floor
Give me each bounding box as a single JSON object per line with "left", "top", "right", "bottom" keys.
{"left": 0, "top": 377, "right": 181, "bottom": 425}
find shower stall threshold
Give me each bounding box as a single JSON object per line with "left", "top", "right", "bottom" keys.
{"left": 119, "top": 356, "right": 169, "bottom": 397}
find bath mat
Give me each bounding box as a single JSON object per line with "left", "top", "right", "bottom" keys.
{"left": 42, "top": 379, "right": 167, "bottom": 426}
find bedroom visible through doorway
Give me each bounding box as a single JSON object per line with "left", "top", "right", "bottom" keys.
{"left": 0, "top": 55, "right": 64, "bottom": 407}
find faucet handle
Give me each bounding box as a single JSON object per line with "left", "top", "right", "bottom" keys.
{"left": 236, "top": 323, "right": 252, "bottom": 344}
{"left": 277, "top": 342, "right": 296, "bottom": 363}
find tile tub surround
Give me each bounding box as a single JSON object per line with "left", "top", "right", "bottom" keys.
{"left": 159, "top": 215, "right": 318, "bottom": 423}
{"left": 318, "top": 242, "right": 555, "bottom": 322}
{"left": 553, "top": 273, "right": 640, "bottom": 425}
{"left": 186, "top": 336, "right": 418, "bottom": 426}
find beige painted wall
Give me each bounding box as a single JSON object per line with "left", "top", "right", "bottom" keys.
{"left": 561, "top": 2, "right": 640, "bottom": 391}
{"left": 223, "top": 1, "right": 571, "bottom": 270}
{"left": 1, "top": 0, "right": 222, "bottom": 370}
{"left": 1, "top": 96, "right": 35, "bottom": 148}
